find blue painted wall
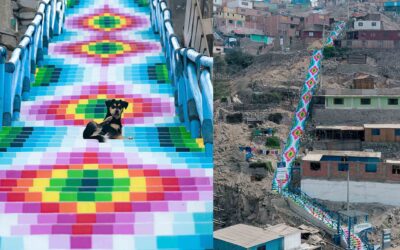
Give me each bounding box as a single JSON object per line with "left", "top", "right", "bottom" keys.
{"left": 214, "top": 237, "right": 283, "bottom": 250}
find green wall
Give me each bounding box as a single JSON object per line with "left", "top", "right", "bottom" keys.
{"left": 326, "top": 96, "right": 400, "bottom": 109}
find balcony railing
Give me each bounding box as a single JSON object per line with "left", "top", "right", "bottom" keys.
{"left": 0, "top": 0, "right": 66, "bottom": 127}
{"left": 150, "top": 0, "right": 214, "bottom": 156}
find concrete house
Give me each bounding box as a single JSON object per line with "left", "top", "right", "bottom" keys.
{"left": 214, "top": 223, "right": 302, "bottom": 250}
{"left": 301, "top": 150, "right": 400, "bottom": 206}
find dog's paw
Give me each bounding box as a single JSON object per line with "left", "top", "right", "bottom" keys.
{"left": 103, "top": 116, "right": 113, "bottom": 124}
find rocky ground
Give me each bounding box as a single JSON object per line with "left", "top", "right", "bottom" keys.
{"left": 214, "top": 30, "right": 400, "bottom": 247}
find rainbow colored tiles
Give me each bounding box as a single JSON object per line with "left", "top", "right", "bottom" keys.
{"left": 66, "top": 5, "right": 149, "bottom": 32}
{"left": 51, "top": 38, "right": 161, "bottom": 66}
{"left": 0, "top": 0, "right": 213, "bottom": 249}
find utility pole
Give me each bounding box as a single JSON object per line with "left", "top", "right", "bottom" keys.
{"left": 347, "top": 0, "right": 350, "bottom": 20}
{"left": 347, "top": 166, "right": 350, "bottom": 213}
{"left": 345, "top": 155, "right": 351, "bottom": 250}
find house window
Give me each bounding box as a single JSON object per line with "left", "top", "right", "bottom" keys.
{"left": 309, "top": 32, "right": 314, "bottom": 37}
{"left": 310, "top": 162, "right": 321, "bottom": 171}
{"left": 228, "top": 20, "right": 233, "bottom": 24}
{"left": 372, "top": 128, "right": 380, "bottom": 136}
{"left": 338, "top": 163, "right": 349, "bottom": 172}
{"left": 392, "top": 165, "right": 400, "bottom": 174}
{"left": 334, "top": 98, "right": 344, "bottom": 105}
{"left": 372, "top": 22, "right": 377, "bottom": 26}
{"left": 360, "top": 98, "right": 371, "bottom": 105}
{"left": 395, "top": 129, "right": 400, "bottom": 136}
{"left": 365, "top": 163, "right": 377, "bottom": 173}
{"left": 257, "top": 246, "right": 266, "bottom": 250}
{"left": 388, "top": 98, "right": 398, "bottom": 105}
{"left": 358, "top": 22, "right": 363, "bottom": 26}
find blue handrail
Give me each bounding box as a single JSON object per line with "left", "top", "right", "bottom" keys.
{"left": 0, "top": 0, "right": 66, "bottom": 127}
{"left": 150, "top": 0, "right": 214, "bottom": 157}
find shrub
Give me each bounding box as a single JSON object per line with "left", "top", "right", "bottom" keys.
{"left": 268, "top": 113, "right": 283, "bottom": 124}
{"left": 249, "top": 161, "right": 274, "bottom": 173}
{"left": 225, "top": 49, "right": 254, "bottom": 69}
{"left": 265, "top": 136, "right": 280, "bottom": 148}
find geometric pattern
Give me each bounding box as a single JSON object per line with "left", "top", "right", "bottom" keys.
{"left": 51, "top": 38, "right": 160, "bottom": 66}
{"left": 33, "top": 65, "right": 84, "bottom": 87}
{"left": 125, "top": 63, "right": 170, "bottom": 84}
{"left": 20, "top": 94, "right": 174, "bottom": 126}
{"left": 273, "top": 21, "right": 365, "bottom": 250}
{"left": 67, "top": 5, "right": 149, "bottom": 32}
{"left": 272, "top": 22, "right": 346, "bottom": 191}
{"left": 0, "top": 0, "right": 213, "bottom": 249}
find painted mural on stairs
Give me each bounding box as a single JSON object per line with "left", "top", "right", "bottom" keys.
{"left": 0, "top": 0, "right": 212, "bottom": 249}
{"left": 271, "top": 22, "right": 366, "bottom": 250}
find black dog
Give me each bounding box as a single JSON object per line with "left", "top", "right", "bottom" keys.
{"left": 83, "top": 99, "right": 130, "bottom": 142}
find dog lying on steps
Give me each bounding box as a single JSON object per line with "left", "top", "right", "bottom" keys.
{"left": 83, "top": 99, "right": 132, "bottom": 142}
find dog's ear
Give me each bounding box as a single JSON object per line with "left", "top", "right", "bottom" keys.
{"left": 121, "top": 100, "right": 128, "bottom": 109}
{"left": 105, "top": 99, "right": 115, "bottom": 108}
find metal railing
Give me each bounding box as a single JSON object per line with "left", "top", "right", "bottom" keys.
{"left": 0, "top": 0, "right": 66, "bottom": 127}
{"left": 150, "top": 0, "right": 214, "bottom": 157}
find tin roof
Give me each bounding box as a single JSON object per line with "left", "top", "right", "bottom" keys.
{"left": 302, "top": 150, "right": 381, "bottom": 161}
{"left": 214, "top": 224, "right": 282, "bottom": 248}
{"left": 316, "top": 125, "right": 364, "bottom": 131}
{"left": 364, "top": 124, "right": 400, "bottom": 129}
{"left": 319, "top": 88, "right": 400, "bottom": 96}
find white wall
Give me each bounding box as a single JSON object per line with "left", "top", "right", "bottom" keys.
{"left": 214, "top": 0, "right": 222, "bottom": 6}
{"left": 302, "top": 179, "right": 400, "bottom": 206}
{"left": 354, "top": 21, "right": 382, "bottom": 30}
{"left": 284, "top": 232, "right": 301, "bottom": 250}
{"left": 227, "top": 0, "right": 253, "bottom": 9}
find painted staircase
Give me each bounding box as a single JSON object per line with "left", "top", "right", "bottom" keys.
{"left": 271, "top": 22, "right": 367, "bottom": 250}
{"left": 0, "top": 0, "right": 213, "bottom": 249}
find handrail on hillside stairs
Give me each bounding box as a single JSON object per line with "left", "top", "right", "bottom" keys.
{"left": 0, "top": 0, "right": 66, "bottom": 127}
{"left": 151, "top": 0, "right": 214, "bottom": 157}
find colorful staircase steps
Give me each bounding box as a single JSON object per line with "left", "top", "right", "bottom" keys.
{"left": 0, "top": 0, "right": 212, "bottom": 249}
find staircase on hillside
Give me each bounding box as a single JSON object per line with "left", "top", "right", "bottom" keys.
{"left": 0, "top": 0, "right": 213, "bottom": 249}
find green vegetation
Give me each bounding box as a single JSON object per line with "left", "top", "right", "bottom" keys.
{"left": 249, "top": 161, "right": 274, "bottom": 173}
{"left": 251, "top": 92, "right": 282, "bottom": 104}
{"left": 268, "top": 113, "right": 283, "bottom": 124}
{"left": 225, "top": 49, "right": 254, "bottom": 69}
{"left": 323, "top": 46, "right": 349, "bottom": 59}
{"left": 265, "top": 136, "right": 281, "bottom": 148}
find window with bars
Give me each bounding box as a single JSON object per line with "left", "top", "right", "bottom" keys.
{"left": 310, "top": 162, "right": 321, "bottom": 171}
{"left": 392, "top": 165, "right": 400, "bottom": 175}
{"left": 338, "top": 163, "right": 349, "bottom": 172}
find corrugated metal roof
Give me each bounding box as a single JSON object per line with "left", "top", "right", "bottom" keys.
{"left": 268, "top": 223, "right": 301, "bottom": 236}
{"left": 364, "top": 124, "right": 400, "bottom": 129}
{"left": 214, "top": 224, "right": 282, "bottom": 248}
{"left": 316, "top": 125, "right": 364, "bottom": 131}
{"left": 319, "top": 88, "right": 400, "bottom": 96}
{"left": 302, "top": 150, "right": 381, "bottom": 161}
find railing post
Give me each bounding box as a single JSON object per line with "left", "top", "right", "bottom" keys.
{"left": 22, "top": 41, "right": 32, "bottom": 101}
{"left": 4, "top": 61, "right": 15, "bottom": 126}
{"left": 0, "top": 47, "right": 7, "bottom": 127}
{"left": 0, "top": 0, "right": 66, "bottom": 127}
{"left": 186, "top": 63, "right": 202, "bottom": 139}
